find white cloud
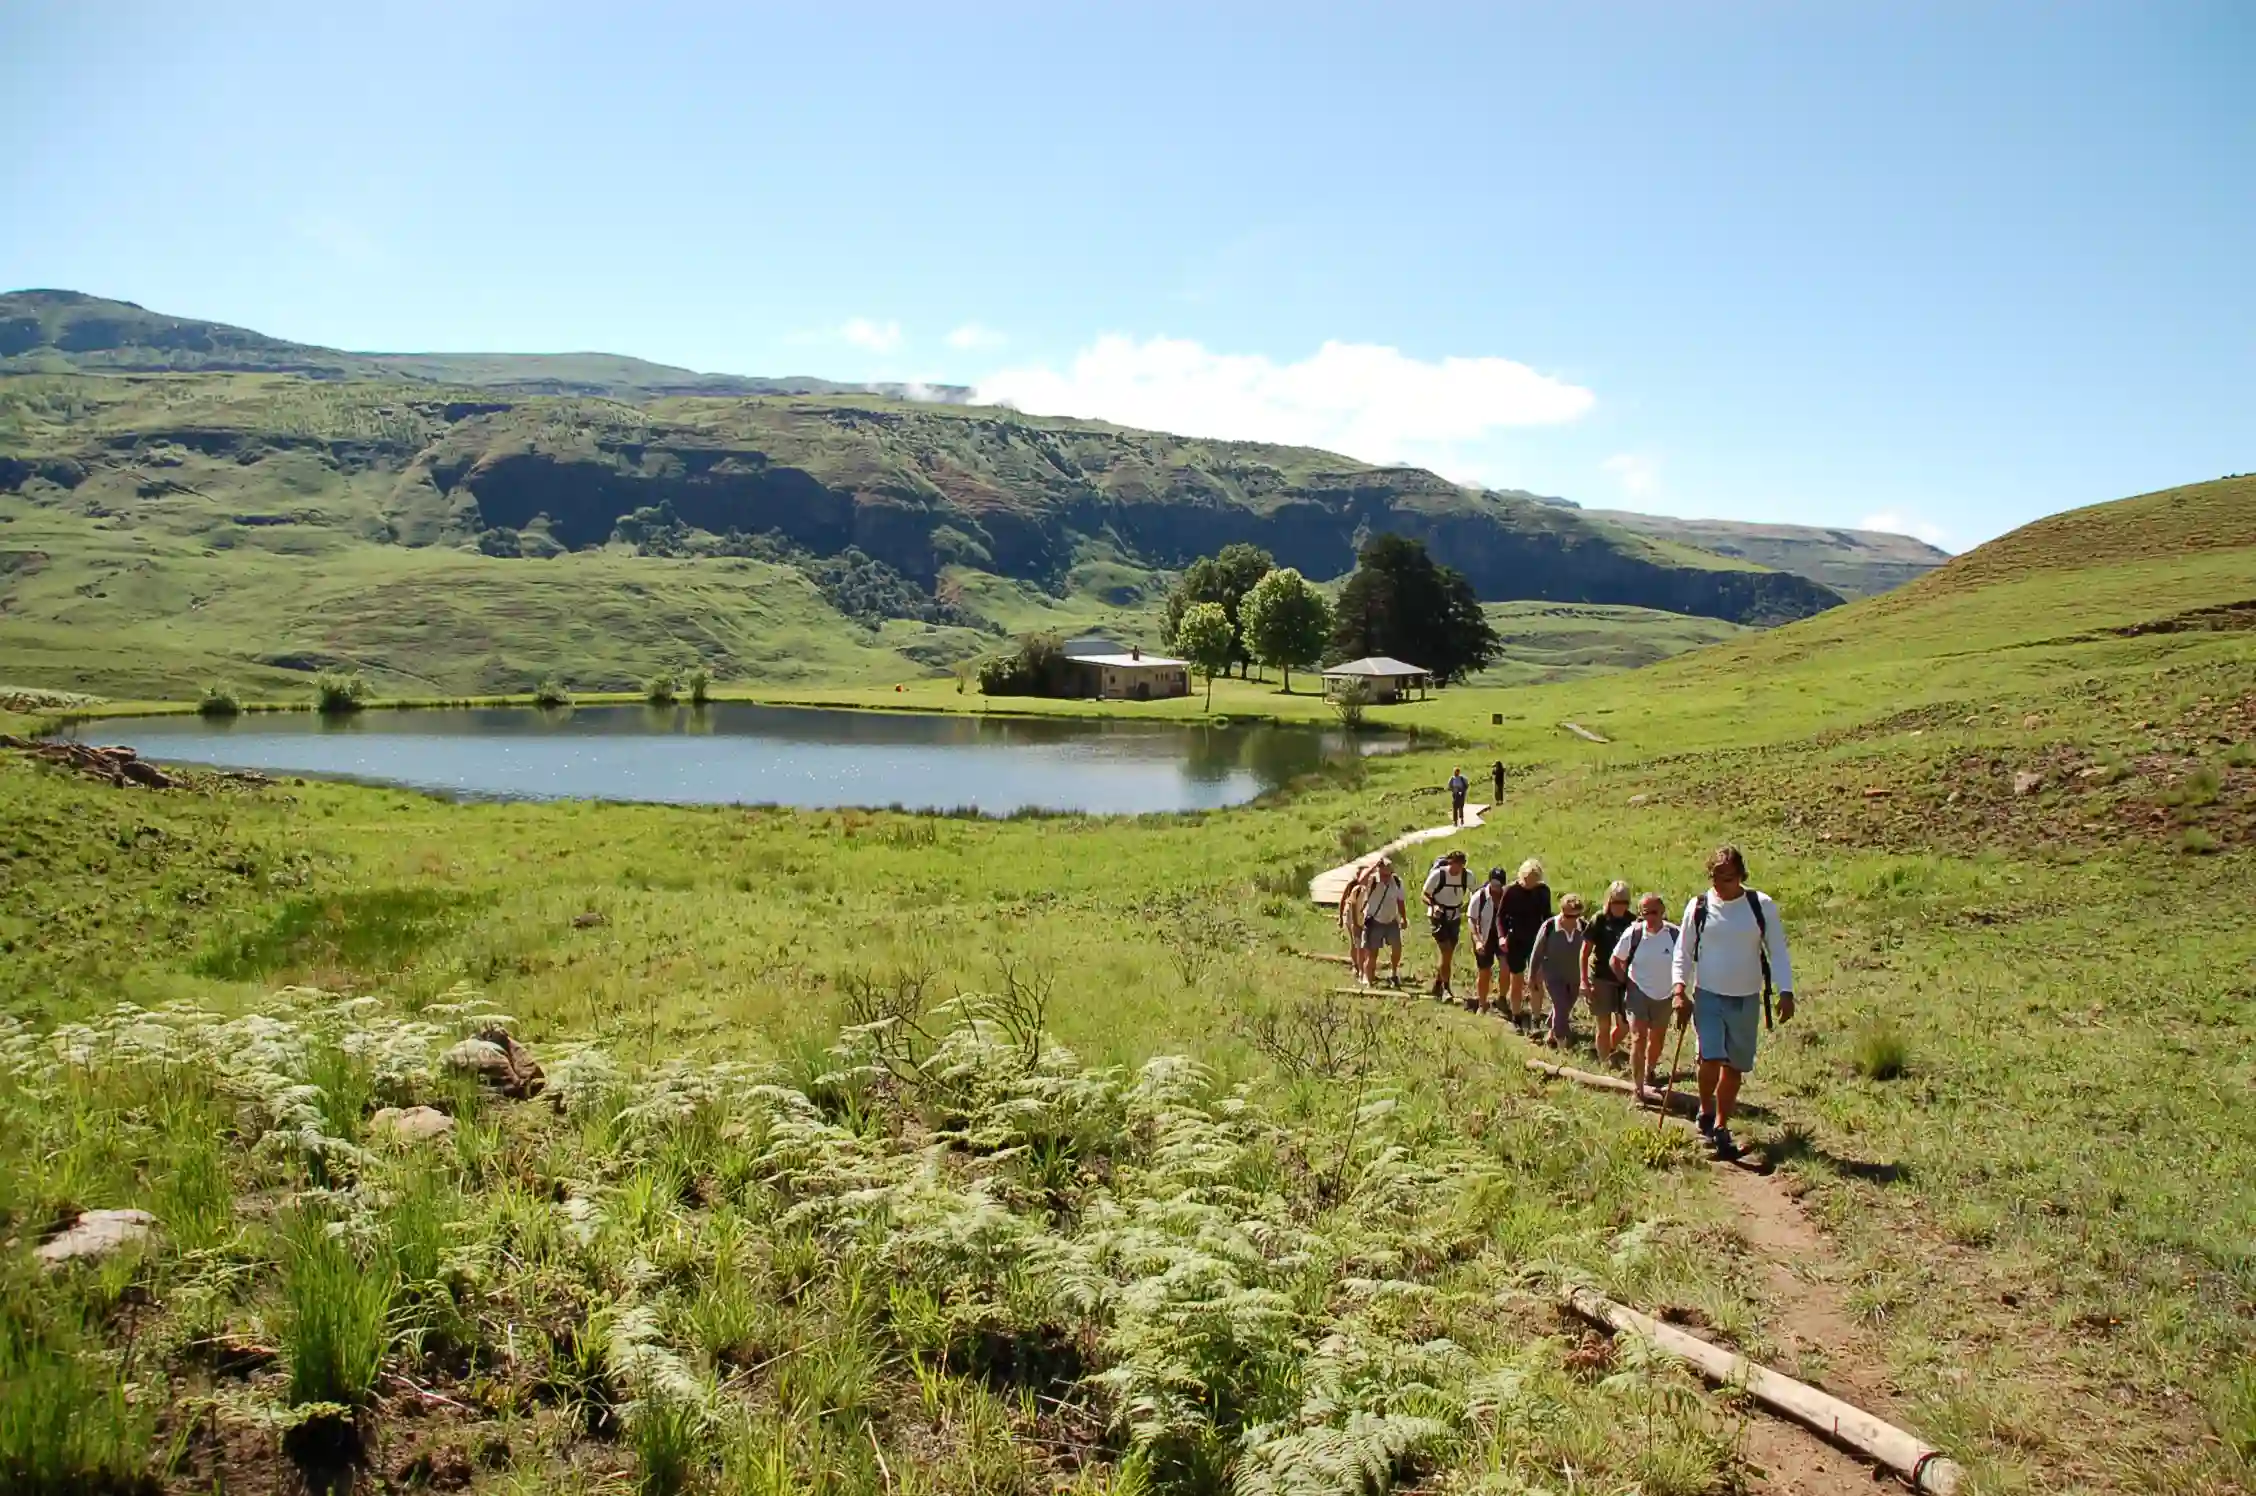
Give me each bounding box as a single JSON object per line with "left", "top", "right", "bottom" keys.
{"left": 1858, "top": 510, "right": 1951, "bottom": 548}
{"left": 945, "top": 322, "right": 1006, "bottom": 350}
{"left": 841, "top": 317, "right": 903, "bottom": 354}
{"left": 973, "top": 335, "right": 1594, "bottom": 465}
{"left": 1602, "top": 453, "right": 1660, "bottom": 498}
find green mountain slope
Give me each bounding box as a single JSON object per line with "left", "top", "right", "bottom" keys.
{"left": 0, "top": 289, "right": 968, "bottom": 401}
{"left": 1588, "top": 509, "right": 1951, "bottom": 596}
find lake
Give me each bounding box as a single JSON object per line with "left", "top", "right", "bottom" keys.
{"left": 63, "top": 703, "right": 1378, "bottom": 815}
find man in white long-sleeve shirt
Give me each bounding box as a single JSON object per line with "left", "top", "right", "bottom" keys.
{"left": 1670, "top": 844, "right": 1795, "bottom": 1161}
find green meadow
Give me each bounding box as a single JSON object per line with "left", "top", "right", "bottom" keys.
{"left": 2, "top": 476, "right": 2252, "bottom": 1496}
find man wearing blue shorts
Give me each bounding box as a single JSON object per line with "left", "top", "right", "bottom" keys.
{"left": 1670, "top": 845, "right": 1795, "bottom": 1161}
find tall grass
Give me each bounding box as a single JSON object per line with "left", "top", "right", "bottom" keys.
{"left": 278, "top": 1212, "right": 396, "bottom": 1407}
{"left": 0, "top": 1277, "right": 153, "bottom": 1496}
{"left": 1850, "top": 1016, "right": 1911, "bottom": 1081}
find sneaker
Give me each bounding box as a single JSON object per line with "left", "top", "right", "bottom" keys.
{"left": 1711, "top": 1128, "right": 1742, "bottom": 1161}
{"left": 1697, "top": 1110, "right": 1715, "bottom": 1138}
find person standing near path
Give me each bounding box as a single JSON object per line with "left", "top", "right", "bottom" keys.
{"left": 1528, "top": 894, "right": 1589, "bottom": 1049}
{"left": 1447, "top": 767, "right": 1470, "bottom": 826}
{"left": 1583, "top": 881, "right": 1636, "bottom": 1068}
{"left": 1422, "top": 850, "right": 1472, "bottom": 1001}
{"left": 1490, "top": 760, "right": 1505, "bottom": 804}
{"left": 1499, "top": 859, "right": 1553, "bottom": 1033}
{"left": 1465, "top": 866, "right": 1508, "bottom": 1014}
{"left": 1671, "top": 845, "right": 1795, "bottom": 1161}
{"left": 1339, "top": 865, "right": 1375, "bottom": 986}
{"left": 1362, "top": 857, "right": 1408, "bottom": 989}
{"left": 1612, "top": 891, "right": 1680, "bottom": 1104}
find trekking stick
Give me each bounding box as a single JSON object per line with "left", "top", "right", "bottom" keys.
{"left": 1655, "top": 1020, "right": 1689, "bottom": 1130}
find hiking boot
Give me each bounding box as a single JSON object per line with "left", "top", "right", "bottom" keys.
{"left": 1711, "top": 1128, "right": 1741, "bottom": 1162}
{"left": 1697, "top": 1110, "right": 1715, "bottom": 1138}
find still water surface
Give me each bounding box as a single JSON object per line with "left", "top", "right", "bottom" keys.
{"left": 68, "top": 704, "right": 1378, "bottom": 815}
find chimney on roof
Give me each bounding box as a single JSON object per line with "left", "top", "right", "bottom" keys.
{"left": 1131, "top": 646, "right": 1141, "bottom": 660}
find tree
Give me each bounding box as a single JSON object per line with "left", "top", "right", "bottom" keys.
{"left": 1329, "top": 677, "right": 1372, "bottom": 730}
{"left": 1239, "top": 567, "right": 1333, "bottom": 693}
{"left": 1328, "top": 534, "right": 1500, "bottom": 685}
{"left": 1174, "top": 602, "right": 1236, "bottom": 709}
{"left": 1164, "top": 543, "right": 1274, "bottom": 677}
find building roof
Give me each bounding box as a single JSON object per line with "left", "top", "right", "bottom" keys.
{"left": 1074, "top": 653, "right": 1187, "bottom": 669}
{"left": 1322, "top": 656, "right": 1432, "bottom": 677}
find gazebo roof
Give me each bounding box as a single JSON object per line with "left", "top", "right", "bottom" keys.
{"left": 1322, "top": 656, "right": 1432, "bottom": 678}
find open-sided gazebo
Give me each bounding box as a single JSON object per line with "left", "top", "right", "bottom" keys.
{"left": 1321, "top": 656, "right": 1434, "bottom": 703}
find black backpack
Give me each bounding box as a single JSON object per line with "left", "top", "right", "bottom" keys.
{"left": 1690, "top": 891, "right": 1776, "bottom": 1027}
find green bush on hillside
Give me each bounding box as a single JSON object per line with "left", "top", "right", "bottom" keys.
{"left": 197, "top": 681, "right": 242, "bottom": 716}
{"left": 534, "top": 676, "right": 573, "bottom": 708}
{"left": 313, "top": 670, "right": 369, "bottom": 714}
{"left": 685, "top": 665, "right": 711, "bottom": 705}
{"left": 645, "top": 669, "right": 680, "bottom": 706}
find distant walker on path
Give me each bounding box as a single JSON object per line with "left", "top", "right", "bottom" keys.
{"left": 1447, "top": 766, "right": 1470, "bottom": 826}
{"left": 1490, "top": 760, "right": 1505, "bottom": 804}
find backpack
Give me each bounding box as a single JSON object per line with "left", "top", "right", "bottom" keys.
{"left": 1690, "top": 891, "right": 1775, "bottom": 1025}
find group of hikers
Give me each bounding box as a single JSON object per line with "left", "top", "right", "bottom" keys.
{"left": 1335, "top": 836, "right": 1795, "bottom": 1162}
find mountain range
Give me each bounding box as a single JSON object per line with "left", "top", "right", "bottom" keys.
{"left": 0, "top": 290, "right": 1958, "bottom": 695}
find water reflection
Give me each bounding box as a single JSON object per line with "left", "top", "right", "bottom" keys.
{"left": 65, "top": 703, "right": 1381, "bottom": 816}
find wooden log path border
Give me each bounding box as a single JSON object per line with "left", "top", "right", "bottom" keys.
{"left": 1562, "top": 1287, "right": 1963, "bottom": 1493}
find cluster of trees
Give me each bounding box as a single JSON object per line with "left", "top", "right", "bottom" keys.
{"left": 1162, "top": 535, "right": 1500, "bottom": 694}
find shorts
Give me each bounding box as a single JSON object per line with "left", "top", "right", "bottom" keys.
{"left": 1503, "top": 934, "right": 1536, "bottom": 975}
{"left": 1694, "top": 987, "right": 1761, "bottom": 1073}
{"left": 1472, "top": 935, "right": 1503, "bottom": 971}
{"left": 1363, "top": 919, "right": 1402, "bottom": 952}
{"left": 1430, "top": 912, "right": 1462, "bottom": 946}
{"left": 1589, "top": 976, "right": 1624, "bottom": 1021}
{"left": 1626, "top": 984, "right": 1673, "bottom": 1027}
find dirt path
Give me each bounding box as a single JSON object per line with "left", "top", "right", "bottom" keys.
{"left": 1307, "top": 801, "right": 1488, "bottom": 905}
{"left": 1705, "top": 1160, "right": 1906, "bottom": 1495}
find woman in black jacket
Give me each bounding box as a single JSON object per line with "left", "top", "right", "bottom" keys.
{"left": 1498, "top": 858, "right": 1552, "bottom": 1034}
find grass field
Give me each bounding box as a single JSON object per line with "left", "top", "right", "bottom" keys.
{"left": 2, "top": 476, "right": 2252, "bottom": 1495}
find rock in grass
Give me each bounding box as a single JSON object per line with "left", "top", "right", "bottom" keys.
{"left": 571, "top": 910, "right": 606, "bottom": 929}
{"left": 442, "top": 1027, "right": 545, "bottom": 1098}
{"left": 2013, "top": 771, "right": 2046, "bottom": 797}
{"left": 369, "top": 1105, "right": 455, "bottom": 1143}
{"left": 37, "top": 1208, "right": 157, "bottom": 1267}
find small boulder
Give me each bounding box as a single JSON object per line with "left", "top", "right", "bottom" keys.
{"left": 571, "top": 911, "right": 606, "bottom": 929}
{"left": 37, "top": 1208, "right": 157, "bottom": 1268}
{"left": 442, "top": 1027, "right": 545, "bottom": 1098}
{"left": 2023, "top": 714, "right": 2044, "bottom": 731}
{"left": 369, "top": 1105, "right": 455, "bottom": 1144}
{"left": 1626, "top": 793, "right": 1649, "bottom": 806}
{"left": 2013, "top": 771, "right": 2046, "bottom": 797}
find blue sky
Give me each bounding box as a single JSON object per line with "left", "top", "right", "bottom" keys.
{"left": 3, "top": 3, "right": 2249, "bottom": 548}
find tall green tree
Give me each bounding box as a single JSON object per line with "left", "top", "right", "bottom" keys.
{"left": 1164, "top": 542, "right": 1274, "bottom": 677}
{"left": 1239, "top": 567, "right": 1333, "bottom": 693}
{"left": 1329, "top": 534, "right": 1500, "bottom": 685}
{"left": 1174, "top": 601, "right": 1236, "bottom": 709}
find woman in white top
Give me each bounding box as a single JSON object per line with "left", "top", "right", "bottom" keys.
{"left": 1610, "top": 891, "right": 1680, "bottom": 1104}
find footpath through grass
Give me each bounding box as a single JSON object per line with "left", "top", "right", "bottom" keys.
{"left": 3, "top": 477, "right": 2254, "bottom": 1495}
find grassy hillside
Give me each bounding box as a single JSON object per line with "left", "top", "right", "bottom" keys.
{"left": 1591, "top": 510, "right": 1951, "bottom": 596}
{"left": 3, "top": 473, "right": 2250, "bottom": 1496}
{"left": 1468, "top": 601, "right": 1750, "bottom": 686}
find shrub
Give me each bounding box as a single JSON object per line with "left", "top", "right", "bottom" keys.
{"left": 1329, "top": 678, "right": 1372, "bottom": 729}
{"left": 629, "top": 1394, "right": 709, "bottom": 1496}
{"left": 646, "top": 670, "right": 681, "bottom": 706}
{"left": 685, "top": 666, "right": 712, "bottom": 706}
{"left": 197, "top": 681, "right": 242, "bottom": 716}
{"left": 279, "top": 1211, "right": 396, "bottom": 1407}
{"left": 2178, "top": 827, "right": 2220, "bottom": 855}
{"left": 1850, "top": 1017, "right": 1910, "bottom": 1081}
{"left": 313, "top": 670, "right": 369, "bottom": 714}
{"left": 534, "top": 676, "right": 573, "bottom": 708}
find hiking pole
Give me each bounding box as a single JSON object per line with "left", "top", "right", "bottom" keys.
{"left": 1655, "top": 1016, "right": 1689, "bottom": 1130}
